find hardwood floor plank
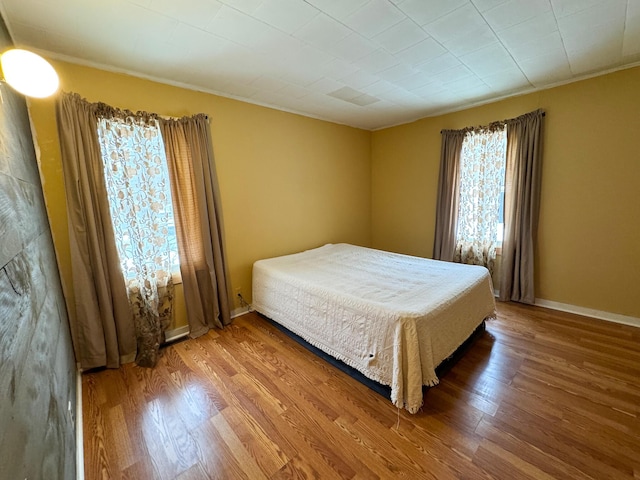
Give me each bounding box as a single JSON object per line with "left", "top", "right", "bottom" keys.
{"left": 475, "top": 417, "right": 596, "bottom": 480}
{"left": 278, "top": 403, "right": 380, "bottom": 479}
{"left": 226, "top": 360, "right": 290, "bottom": 415}
{"left": 222, "top": 385, "right": 299, "bottom": 461}
{"left": 175, "top": 463, "right": 210, "bottom": 480}
{"left": 138, "top": 397, "right": 199, "bottom": 480}
{"left": 271, "top": 454, "right": 326, "bottom": 480}
{"left": 209, "top": 412, "right": 269, "bottom": 479}
{"left": 83, "top": 302, "right": 640, "bottom": 479}
{"left": 121, "top": 456, "right": 162, "bottom": 480}
{"left": 105, "top": 404, "right": 137, "bottom": 471}
{"left": 474, "top": 439, "right": 560, "bottom": 480}
{"left": 83, "top": 374, "right": 117, "bottom": 480}
{"left": 278, "top": 405, "right": 358, "bottom": 479}
{"left": 220, "top": 405, "right": 289, "bottom": 476}
{"left": 394, "top": 412, "right": 483, "bottom": 465}
{"left": 164, "top": 369, "right": 222, "bottom": 431}
{"left": 332, "top": 415, "right": 433, "bottom": 479}
{"left": 364, "top": 413, "right": 494, "bottom": 479}
{"left": 189, "top": 413, "right": 250, "bottom": 479}
{"left": 420, "top": 385, "right": 486, "bottom": 434}
{"left": 491, "top": 400, "right": 635, "bottom": 479}
{"left": 518, "top": 361, "right": 639, "bottom": 415}
{"left": 559, "top": 408, "right": 640, "bottom": 470}
{"left": 322, "top": 375, "right": 400, "bottom": 428}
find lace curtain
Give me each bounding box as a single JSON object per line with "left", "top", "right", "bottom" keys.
{"left": 97, "top": 116, "right": 175, "bottom": 367}
{"left": 453, "top": 126, "right": 506, "bottom": 274}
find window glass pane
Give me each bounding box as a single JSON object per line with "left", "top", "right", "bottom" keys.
{"left": 457, "top": 127, "right": 506, "bottom": 245}
{"left": 97, "top": 118, "right": 180, "bottom": 281}
{"left": 497, "top": 172, "right": 505, "bottom": 243}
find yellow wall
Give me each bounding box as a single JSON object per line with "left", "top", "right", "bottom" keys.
{"left": 29, "top": 58, "right": 640, "bottom": 325}
{"left": 29, "top": 60, "right": 371, "bottom": 330}
{"left": 372, "top": 67, "right": 640, "bottom": 318}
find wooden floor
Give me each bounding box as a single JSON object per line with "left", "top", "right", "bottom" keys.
{"left": 82, "top": 302, "right": 640, "bottom": 479}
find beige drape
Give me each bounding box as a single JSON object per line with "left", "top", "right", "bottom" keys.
{"left": 499, "top": 109, "right": 544, "bottom": 304}
{"left": 56, "top": 93, "right": 135, "bottom": 370}
{"left": 161, "top": 115, "right": 232, "bottom": 335}
{"left": 433, "top": 129, "right": 466, "bottom": 261}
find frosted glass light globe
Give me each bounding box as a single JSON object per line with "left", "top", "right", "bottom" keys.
{"left": 1, "top": 49, "right": 59, "bottom": 98}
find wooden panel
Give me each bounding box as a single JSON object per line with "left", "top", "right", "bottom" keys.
{"left": 0, "top": 14, "right": 76, "bottom": 479}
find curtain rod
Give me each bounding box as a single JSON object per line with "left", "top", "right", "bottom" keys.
{"left": 160, "top": 113, "right": 210, "bottom": 123}
{"left": 440, "top": 109, "right": 545, "bottom": 134}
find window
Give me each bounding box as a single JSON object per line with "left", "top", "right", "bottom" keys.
{"left": 435, "top": 109, "right": 543, "bottom": 299}
{"left": 97, "top": 117, "right": 181, "bottom": 283}
{"left": 454, "top": 126, "right": 506, "bottom": 270}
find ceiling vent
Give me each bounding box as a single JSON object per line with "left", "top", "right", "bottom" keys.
{"left": 327, "top": 86, "right": 380, "bottom": 107}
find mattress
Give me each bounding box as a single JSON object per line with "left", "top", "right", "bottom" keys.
{"left": 252, "top": 243, "right": 496, "bottom": 413}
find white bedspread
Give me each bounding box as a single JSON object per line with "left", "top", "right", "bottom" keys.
{"left": 252, "top": 244, "right": 496, "bottom": 413}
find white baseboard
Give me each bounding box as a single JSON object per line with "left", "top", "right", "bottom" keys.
{"left": 165, "top": 309, "right": 251, "bottom": 342}
{"left": 76, "top": 368, "right": 84, "bottom": 480}
{"left": 231, "top": 306, "right": 251, "bottom": 319}
{"left": 165, "top": 325, "right": 190, "bottom": 343}
{"left": 534, "top": 298, "right": 640, "bottom": 329}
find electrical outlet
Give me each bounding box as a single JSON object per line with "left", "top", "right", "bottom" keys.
{"left": 235, "top": 288, "right": 250, "bottom": 310}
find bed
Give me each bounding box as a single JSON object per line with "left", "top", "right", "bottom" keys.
{"left": 252, "top": 243, "right": 496, "bottom": 413}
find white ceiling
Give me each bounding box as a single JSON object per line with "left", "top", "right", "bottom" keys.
{"left": 1, "top": 0, "right": 639, "bottom": 130}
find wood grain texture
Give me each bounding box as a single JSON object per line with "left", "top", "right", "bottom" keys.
{"left": 82, "top": 302, "right": 640, "bottom": 479}
{"left": 0, "top": 14, "right": 77, "bottom": 478}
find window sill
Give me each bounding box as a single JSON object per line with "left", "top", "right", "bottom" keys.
{"left": 123, "top": 271, "right": 182, "bottom": 285}
{"left": 171, "top": 271, "right": 183, "bottom": 285}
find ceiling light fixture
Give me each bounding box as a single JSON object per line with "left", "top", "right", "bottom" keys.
{"left": 0, "top": 48, "right": 59, "bottom": 98}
